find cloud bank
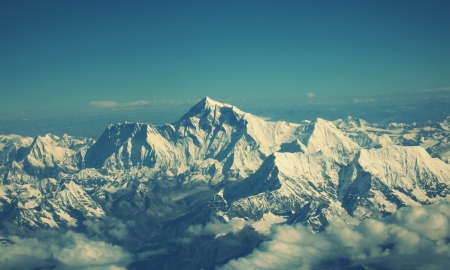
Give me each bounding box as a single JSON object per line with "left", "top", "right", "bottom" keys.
{"left": 221, "top": 203, "right": 450, "bottom": 270}
{"left": 0, "top": 230, "right": 132, "bottom": 269}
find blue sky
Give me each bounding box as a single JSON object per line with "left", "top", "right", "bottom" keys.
{"left": 1, "top": 0, "right": 449, "bottom": 114}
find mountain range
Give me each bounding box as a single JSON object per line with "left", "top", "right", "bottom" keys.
{"left": 1, "top": 97, "right": 450, "bottom": 269}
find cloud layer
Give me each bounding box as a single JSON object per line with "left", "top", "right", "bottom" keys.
{"left": 221, "top": 203, "right": 450, "bottom": 270}
{"left": 0, "top": 230, "right": 132, "bottom": 269}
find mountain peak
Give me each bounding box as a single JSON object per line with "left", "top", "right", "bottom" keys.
{"left": 197, "top": 96, "right": 232, "bottom": 111}
{"left": 203, "top": 96, "right": 221, "bottom": 107}
{"left": 178, "top": 97, "right": 244, "bottom": 122}
{"left": 295, "top": 118, "right": 360, "bottom": 163}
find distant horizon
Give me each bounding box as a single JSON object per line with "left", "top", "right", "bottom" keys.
{"left": 1, "top": 87, "right": 448, "bottom": 115}
{"left": 1, "top": 90, "right": 449, "bottom": 138}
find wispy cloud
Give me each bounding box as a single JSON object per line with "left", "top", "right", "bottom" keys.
{"left": 90, "top": 100, "right": 120, "bottom": 108}
{"left": 138, "top": 248, "right": 169, "bottom": 259}
{"left": 353, "top": 97, "right": 376, "bottom": 103}
{"left": 420, "top": 87, "right": 450, "bottom": 92}
{"left": 123, "top": 100, "right": 149, "bottom": 107}
{"left": 90, "top": 100, "right": 149, "bottom": 108}
{"left": 187, "top": 217, "right": 252, "bottom": 237}
{"left": 89, "top": 99, "right": 195, "bottom": 109}
{"left": 83, "top": 217, "right": 136, "bottom": 241}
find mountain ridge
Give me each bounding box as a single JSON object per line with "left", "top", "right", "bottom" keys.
{"left": 1, "top": 97, "right": 450, "bottom": 269}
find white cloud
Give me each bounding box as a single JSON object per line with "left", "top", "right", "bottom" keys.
{"left": 0, "top": 230, "right": 132, "bottom": 269}
{"left": 90, "top": 100, "right": 119, "bottom": 108}
{"left": 90, "top": 100, "right": 149, "bottom": 108}
{"left": 306, "top": 93, "right": 316, "bottom": 98}
{"left": 124, "top": 100, "right": 149, "bottom": 107}
{"left": 108, "top": 221, "right": 130, "bottom": 240}
{"left": 187, "top": 218, "right": 252, "bottom": 237}
{"left": 221, "top": 203, "right": 450, "bottom": 270}
{"left": 89, "top": 99, "right": 197, "bottom": 109}
{"left": 53, "top": 231, "right": 132, "bottom": 269}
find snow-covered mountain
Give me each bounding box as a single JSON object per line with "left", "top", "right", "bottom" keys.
{"left": 82, "top": 97, "right": 302, "bottom": 187}
{"left": 1, "top": 97, "right": 450, "bottom": 269}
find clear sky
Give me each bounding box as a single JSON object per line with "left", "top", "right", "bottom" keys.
{"left": 1, "top": 0, "right": 449, "bottom": 114}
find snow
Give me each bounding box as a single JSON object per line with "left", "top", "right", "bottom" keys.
{"left": 367, "top": 190, "right": 399, "bottom": 214}
{"left": 0, "top": 187, "right": 8, "bottom": 198}
{"left": 52, "top": 206, "right": 78, "bottom": 227}
{"left": 295, "top": 118, "right": 360, "bottom": 165}
{"left": 17, "top": 185, "right": 42, "bottom": 209}
{"left": 40, "top": 210, "right": 59, "bottom": 227}
{"left": 357, "top": 146, "right": 450, "bottom": 190}
{"left": 101, "top": 184, "right": 121, "bottom": 193}
{"left": 420, "top": 138, "right": 439, "bottom": 149}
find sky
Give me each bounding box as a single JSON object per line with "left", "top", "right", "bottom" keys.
{"left": 0, "top": 0, "right": 449, "bottom": 115}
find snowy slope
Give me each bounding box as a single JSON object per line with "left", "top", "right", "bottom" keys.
{"left": 0, "top": 134, "right": 34, "bottom": 166}
{"left": 339, "top": 146, "right": 450, "bottom": 218}
{"left": 223, "top": 152, "right": 342, "bottom": 220}
{"left": 221, "top": 145, "right": 450, "bottom": 229}
{"left": 0, "top": 179, "right": 103, "bottom": 228}
{"left": 294, "top": 118, "right": 360, "bottom": 164}
{"left": 1, "top": 134, "right": 93, "bottom": 177}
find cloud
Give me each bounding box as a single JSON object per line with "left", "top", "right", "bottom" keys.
{"left": 90, "top": 100, "right": 149, "bottom": 108}
{"left": 353, "top": 97, "right": 376, "bottom": 103}
{"left": 53, "top": 231, "right": 132, "bottom": 269}
{"left": 221, "top": 203, "right": 450, "bottom": 270}
{"left": 138, "top": 248, "right": 169, "bottom": 259}
{"left": 124, "top": 100, "right": 149, "bottom": 107}
{"left": 306, "top": 93, "right": 316, "bottom": 98}
{"left": 420, "top": 87, "right": 450, "bottom": 92}
{"left": 187, "top": 218, "right": 252, "bottom": 237}
{"left": 108, "top": 221, "right": 131, "bottom": 240}
{"left": 0, "top": 230, "right": 132, "bottom": 270}
{"left": 175, "top": 237, "right": 192, "bottom": 245}
{"left": 89, "top": 99, "right": 198, "bottom": 109}
{"left": 90, "top": 101, "right": 119, "bottom": 108}
{"left": 83, "top": 217, "right": 136, "bottom": 241}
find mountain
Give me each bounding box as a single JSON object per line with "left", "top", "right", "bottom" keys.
{"left": 84, "top": 97, "right": 300, "bottom": 183}
{"left": 1, "top": 97, "right": 450, "bottom": 269}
